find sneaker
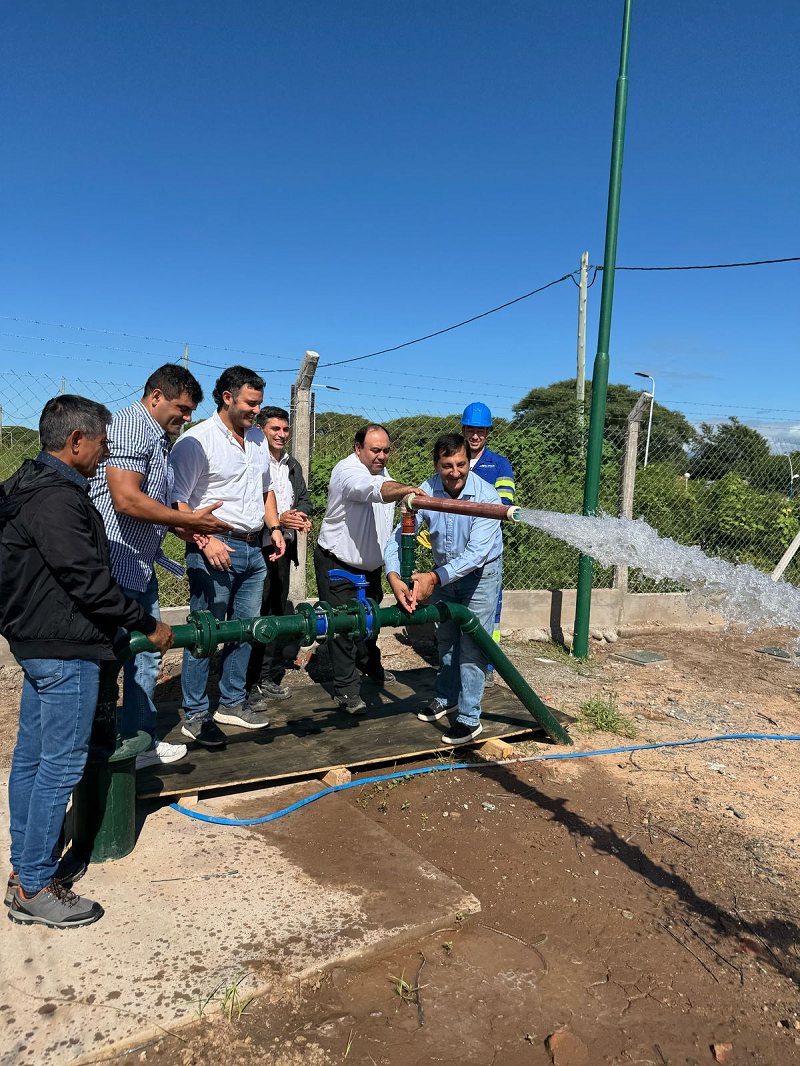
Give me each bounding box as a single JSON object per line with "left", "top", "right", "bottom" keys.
{"left": 5, "top": 854, "right": 89, "bottom": 909}
{"left": 441, "top": 721, "right": 483, "bottom": 746}
{"left": 360, "top": 669, "right": 396, "bottom": 688}
{"left": 136, "top": 740, "right": 188, "bottom": 769}
{"left": 417, "top": 699, "right": 456, "bottom": 723}
{"left": 251, "top": 679, "right": 291, "bottom": 701}
{"left": 333, "top": 694, "right": 368, "bottom": 716}
{"left": 213, "top": 703, "right": 270, "bottom": 730}
{"left": 181, "top": 716, "right": 227, "bottom": 748}
{"left": 8, "top": 881, "right": 103, "bottom": 929}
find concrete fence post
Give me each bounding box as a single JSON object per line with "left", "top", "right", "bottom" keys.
{"left": 289, "top": 351, "right": 319, "bottom": 605}
{"left": 613, "top": 390, "right": 651, "bottom": 595}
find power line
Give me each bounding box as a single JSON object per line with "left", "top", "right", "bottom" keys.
{"left": 610, "top": 256, "right": 800, "bottom": 272}
{"left": 0, "top": 315, "right": 296, "bottom": 362}
{"left": 2, "top": 254, "right": 796, "bottom": 379}
{"left": 319, "top": 273, "right": 574, "bottom": 369}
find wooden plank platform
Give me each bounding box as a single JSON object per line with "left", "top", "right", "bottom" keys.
{"left": 137, "top": 667, "right": 564, "bottom": 799}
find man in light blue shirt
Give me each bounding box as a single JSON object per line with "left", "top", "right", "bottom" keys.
{"left": 385, "top": 433, "right": 503, "bottom": 746}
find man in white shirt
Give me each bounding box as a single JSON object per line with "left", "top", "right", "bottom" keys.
{"left": 245, "top": 405, "right": 311, "bottom": 701}
{"left": 171, "top": 366, "right": 285, "bottom": 748}
{"left": 314, "top": 424, "right": 419, "bottom": 715}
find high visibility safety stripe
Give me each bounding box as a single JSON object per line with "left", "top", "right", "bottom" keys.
{"left": 495, "top": 478, "right": 515, "bottom": 489}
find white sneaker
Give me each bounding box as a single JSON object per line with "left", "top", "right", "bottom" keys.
{"left": 136, "top": 740, "right": 188, "bottom": 768}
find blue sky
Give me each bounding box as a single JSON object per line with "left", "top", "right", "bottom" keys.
{"left": 1, "top": 1, "right": 798, "bottom": 437}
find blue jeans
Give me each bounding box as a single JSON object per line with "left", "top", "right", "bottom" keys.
{"left": 432, "top": 558, "right": 502, "bottom": 728}
{"left": 120, "top": 572, "right": 161, "bottom": 743}
{"left": 8, "top": 657, "right": 100, "bottom": 893}
{"left": 182, "top": 538, "right": 267, "bottom": 720}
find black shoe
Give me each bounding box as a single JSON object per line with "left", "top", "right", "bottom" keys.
{"left": 181, "top": 716, "right": 227, "bottom": 748}
{"left": 441, "top": 721, "right": 483, "bottom": 746}
{"left": 251, "top": 679, "right": 291, "bottom": 701}
{"left": 360, "top": 669, "right": 396, "bottom": 688}
{"left": 333, "top": 694, "right": 368, "bottom": 716}
{"left": 417, "top": 699, "right": 455, "bottom": 723}
{"left": 8, "top": 881, "right": 103, "bottom": 929}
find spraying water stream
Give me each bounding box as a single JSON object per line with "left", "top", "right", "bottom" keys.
{"left": 514, "top": 509, "right": 800, "bottom": 634}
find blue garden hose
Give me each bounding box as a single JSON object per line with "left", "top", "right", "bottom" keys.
{"left": 169, "top": 733, "right": 800, "bottom": 827}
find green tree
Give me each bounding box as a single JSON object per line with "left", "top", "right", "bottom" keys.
{"left": 687, "top": 417, "right": 770, "bottom": 483}
{"left": 512, "top": 378, "right": 696, "bottom": 462}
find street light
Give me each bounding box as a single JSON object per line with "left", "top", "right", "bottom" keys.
{"left": 634, "top": 372, "right": 655, "bottom": 467}
{"left": 788, "top": 452, "right": 800, "bottom": 500}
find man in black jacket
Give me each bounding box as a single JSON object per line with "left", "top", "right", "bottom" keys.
{"left": 245, "top": 406, "right": 312, "bottom": 700}
{"left": 0, "top": 395, "right": 174, "bottom": 929}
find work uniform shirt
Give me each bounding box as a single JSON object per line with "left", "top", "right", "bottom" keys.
{"left": 170, "top": 412, "right": 272, "bottom": 534}
{"left": 470, "top": 446, "right": 515, "bottom": 504}
{"left": 385, "top": 471, "right": 503, "bottom": 587}
{"left": 90, "top": 400, "right": 184, "bottom": 592}
{"left": 318, "top": 451, "right": 394, "bottom": 571}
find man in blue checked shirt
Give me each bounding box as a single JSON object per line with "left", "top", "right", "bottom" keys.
{"left": 91, "top": 364, "right": 232, "bottom": 768}
{"left": 385, "top": 432, "right": 503, "bottom": 747}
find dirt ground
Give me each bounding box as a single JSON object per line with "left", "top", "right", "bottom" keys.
{"left": 1, "top": 626, "right": 799, "bottom": 1065}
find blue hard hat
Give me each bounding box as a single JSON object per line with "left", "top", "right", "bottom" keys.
{"left": 461, "top": 402, "right": 492, "bottom": 428}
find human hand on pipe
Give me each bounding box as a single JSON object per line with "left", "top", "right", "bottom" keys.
{"left": 410, "top": 570, "right": 438, "bottom": 603}
{"left": 149, "top": 620, "right": 175, "bottom": 653}
{"left": 387, "top": 573, "right": 417, "bottom": 613}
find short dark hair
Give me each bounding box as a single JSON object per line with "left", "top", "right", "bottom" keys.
{"left": 256, "top": 406, "right": 289, "bottom": 428}
{"left": 39, "top": 395, "right": 111, "bottom": 451}
{"left": 212, "top": 365, "right": 266, "bottom": 410}
{"left": 433, "top": 433, "right": 469, "bottom": 464}
{"left": 354, "top": 423, "right": 390, "bottom": 448}
{"left": 143, "top": 364, "right": 203, "bottom": 405}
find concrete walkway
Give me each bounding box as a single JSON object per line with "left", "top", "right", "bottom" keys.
{"left": 0, "top": 777, "right": 479, "bottom": 1065}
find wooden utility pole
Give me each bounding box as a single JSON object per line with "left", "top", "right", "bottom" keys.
{"left": 576, "top": 250, "right": 589, "bottom": 411}
{"left": 613, "top": 390, "right": 651, "bottom": 595}
{"left": 288, "top": 350, "right": 319, "bottom": 605}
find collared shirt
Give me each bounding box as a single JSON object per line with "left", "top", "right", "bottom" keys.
{"left": 36, "top": 450, "right": 89, "bottom": 491}
{"left": 470, "top": 445, "right": 515, "bottom": 503}
{"left": 270, "top": 452, "right": 294, "bottom": 515}
{"left": 317, "top": 451, "right": 394, "bottom": 571}
{"left": 170, "top": 411, "right": 272, "bottom": 533}
{"left": 90, "top": 402, "right": 183, "bottom": 592}
{"left": 385, "top": 470, "right": 503, "bottom": 587}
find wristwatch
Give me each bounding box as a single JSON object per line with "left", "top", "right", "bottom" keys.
{"left": 268, "top": 525, "right": 281, "bottom": 533}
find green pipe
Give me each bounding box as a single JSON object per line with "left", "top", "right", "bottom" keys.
{"left": 121, "top": 601, "right": 571, "bottom": 746}
{"left": 573, "top": 0, "right": 633, "bottom": 659}
{"left": 379, "top": 602, "right": 571, "bottom": 745}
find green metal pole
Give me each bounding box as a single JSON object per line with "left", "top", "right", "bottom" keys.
{"left": 572, "top": 0, "right": 633, "bottom": 659}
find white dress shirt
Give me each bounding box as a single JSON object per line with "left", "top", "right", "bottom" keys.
{"left": 317, "top": 451, "right": 395, "bottom": 571}
{"left": 270, "top": 452, "right": 294, "bottom": 515}
{"left": 170, "top": 412, "right": 272, "bottom": 533}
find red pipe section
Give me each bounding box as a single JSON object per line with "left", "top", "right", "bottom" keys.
{"left": 406, "top": 493, "right": 518, "bottom": 522}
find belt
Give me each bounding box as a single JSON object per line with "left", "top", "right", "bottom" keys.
{"left": 224, "top": 528, "right": 263, "bottom": 543}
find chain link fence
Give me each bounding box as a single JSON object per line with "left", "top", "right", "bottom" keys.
{"left": 2, "top": 372, "right": 799, "bottom": 607}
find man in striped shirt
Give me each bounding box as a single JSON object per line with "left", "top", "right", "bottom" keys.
{"left": 91, "top": 364, "right": 232, "bottom": 767}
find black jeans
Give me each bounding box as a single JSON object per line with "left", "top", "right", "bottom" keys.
{"left": 245, "top": 549, "right": 292, "bottom": 688}
{"left": 313, "top": 543, "right": 384, "bottom": 699}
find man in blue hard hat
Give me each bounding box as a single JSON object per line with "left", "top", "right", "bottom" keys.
{"left": 460, "top": 403, "right": 514, "bottom": 666}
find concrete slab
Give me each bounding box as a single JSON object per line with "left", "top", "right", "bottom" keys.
{"left": 610, "top": 649, "right": 671, "bottom": 667}
{"left": 0, "top": 776, "right": 479, "bottom": 1066}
